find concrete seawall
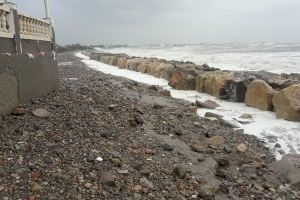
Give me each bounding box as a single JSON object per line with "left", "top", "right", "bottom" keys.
{"left": 90, "top": 52, "right": 300, "bottom": 122}
{"left": 0, "top": 53, "right": 58, "bottom": 114}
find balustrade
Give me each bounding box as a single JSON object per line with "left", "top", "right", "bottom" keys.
{"left": 18, "top": 13, "right": 52, "bottom": 41}
{"left": 0, "top": 3, "right": 53, "bottom": 41}
{"left": 0, "top": 8, "right": 8, "bottom": 33}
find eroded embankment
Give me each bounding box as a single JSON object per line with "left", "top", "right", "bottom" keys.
{"left": 90, "top": 52, "right": 300, "bottom": 122}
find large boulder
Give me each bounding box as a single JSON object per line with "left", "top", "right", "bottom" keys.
{"left": 168, "top": 69, "right": 196, "bottom": 90}
{"left": 116, "top": 56, "right": 128, "bottom": 68}
{"left": 225, "top": 72, "right": 256, "bottom": 102}
{"left": 245, "top": 80, "right": 277, "bottom": 111}
{"left": 159, "top": 63, "right": 176, "bottom": 80}
{"left": 126, "top": 58, "right": 145, "bottom": 71}
{"left": 146, "top": 61, "right": 167, "bottom": 78}
{"left": 272, "top": 84, "right": 300, "bottom": 121}
{"left": 272, "top": 154, "right": 300, "bottom": 190}
{"left": 196, "top": 71, "right": 234, "bottom": 98}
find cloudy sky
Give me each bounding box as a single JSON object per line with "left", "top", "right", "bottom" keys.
{"left": 9, "top": 0, "right": 300, "bottom": 45}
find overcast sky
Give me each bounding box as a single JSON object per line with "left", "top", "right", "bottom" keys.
{"left": 9, "top": 0, "right": 300, "bottom": 45}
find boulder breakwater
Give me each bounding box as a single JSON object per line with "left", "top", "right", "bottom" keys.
{"left": 90, "top": 52, "right": 300, "bottom": 122}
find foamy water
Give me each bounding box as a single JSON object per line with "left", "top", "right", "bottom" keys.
{"left": 76, "top": 52, "right": 300, "bottom": 160}
{"left": 96, "top": 43, "right": 300, "bottom": 74}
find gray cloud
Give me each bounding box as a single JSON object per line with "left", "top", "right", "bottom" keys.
{"left": 10, "top": 0, "right": 300, "bottom": 45}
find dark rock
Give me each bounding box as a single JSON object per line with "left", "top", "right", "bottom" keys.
{"left": 214, "top": 155, "right": 230, "bottom": 167}
{"left": 204, "top": 112, "right": 223, "bottom": 119}
{"left": 148, "top": 85, "right": 158, "bottom": 91}
{"left": 174, "top": 126, "right": 184, "bottom": 135}
{"left": 12, "top": 107, "right": 26, "bottom": 115}
{"left": 101, "top": 172, "right": 116, "bottom": 187}
{"left": 135, "top": 116, "right": 144, "bottom": 125}
{"left": 173, "top": 166, "right": 187, "bottom": 178}
{"left": 197, "top": 154, "right": 206, "bottom": 162}
{"left": 272, "top": 154, "right": 300, "bottom": 190}
{"left": 225, "top": 75, "right": 250, "bottom": 102}
{"left": 158, "top": 89, "right": 171, "bottom": 97}
{"left": 190, "top": 143, "right": 206, "bottom": 153}
{"left": 140, "top": 177, "right": 154, "bottom": 190}
{"left": 195, "top": 100, "right": 220, "bottom": 109}
{"left": 108, "top": 104, "right": 118, "bottom": 110}
{"left": 162, "top": 143, "right": 174, "bottom": 151}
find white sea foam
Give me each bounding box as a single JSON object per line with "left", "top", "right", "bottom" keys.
{"left": 75, "top": 52, "right": 300, "bottom": 160}
{"left": 95, "top": 43, "right": 300, "bottom": 74}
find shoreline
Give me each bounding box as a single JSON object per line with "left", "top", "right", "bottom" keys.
{"left": 79, "top": 50, "right": 300, "bottom": 158}
{"left": 89, "top": 50, "right": 300, "bottom": 119}
{"left": 1, "top": 51, "right": 298, "bottom": 198}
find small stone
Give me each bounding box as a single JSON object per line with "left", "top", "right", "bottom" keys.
{"left": 239, "top": 113, "right": 253, "bottom": 119}
{"left": 140, "top": 168, "right": 151, "bottom": 176}
{"left": 12, "top": 107, "right": 26, "bottom": 115}
{"left": 236, "top": 143, "right": 248, "bottom": 153}
{"left": 133, "top": 185, "right": 143, "bottom": 193}
{"left": 158, "top": 89, "right": 171, "bottom": 97}
{"left": 195, "top": 100, "right": 220, "bottom": 109}
{"left": 31, "top": 182, "right": 42, "bottom": 193}
{"left": 135, "top": 116, "right": 144, "bottom": 125}
{"left": 173, "top": 166, "right": 186, "bottom": 178}
{"left": 140, "top": 177, "right": 154, "bottom": 190}
{"left": 110, "top": 158, "right": 122, "bottom": 167}
{"left": 197, "top": 154, "right": 206, "bottom": 162}
{"left": 254, "top": 183, "right": 264, "bottom": 191}
{"left": 190, "top": 143, "right": 205, "bottom": 153}
{"left": 108, "top": 104, "right": 118, "bottom": 110}
{"left": 224, "top": 145, "right": 232, "bottom": 153}
{"left": 162, "top": 143, "right": 174, "bottom": 151}
{"left": 148, "top": 85, "right": 158, "bottom": 91}
{"left": 84, "top": 183, "right": 92, "bottom": 189}
{"left": 214, "top": 155, "right": 230, "bottom": 167}
{"left": 274, "top": 143, "right": 281, "bottom": 148}
{"left": 32, "top": 108, "right": 51, "bottom": 118}
{"left": 117, "top": 169, "right": 129, "bottom": 175}
{"left": 174, "top": 126, "right": 184, "bottom": 136}
{"left": 87, "top": 154, "right": 95, "bottom": 162}
{"left": 75, "top": 193, "right": 82, "bottom": 200}
{"left": 153, "top": 103, "right": 163, "bottom": 109}
{"left": 204, "top": 112, "right": 223, "bottom": 119}
{"left": 207, "top": 136, "right": 225, "bottom": 150}
{"left": 101, "top": 172, "right": 116, "bottom": 187}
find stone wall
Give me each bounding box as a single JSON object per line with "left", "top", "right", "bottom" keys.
{"left": 90, "top": 52, "right": 300, "bottom": 122}
{"left": 0, "top": 53, "right": 58, "bottom": 114}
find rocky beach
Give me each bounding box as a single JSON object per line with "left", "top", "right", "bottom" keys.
{"left": 0, "top": 51, "right": 299, "bottom": 199}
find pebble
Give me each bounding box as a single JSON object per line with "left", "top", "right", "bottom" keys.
{"left": 32, "top": 108, "right": 51, "bottom": 118}
{"left": 133, "top": 185, "right": 143, "bottom": 193}
{"left": 197, "top": 154, "right": 206, "bottom": 162}
{"left": 101, "top": 172, "right": 116, "bottom": 187}
{"left": 140, "top": 177, "right": 154, "bottom": 190}
{"left": 12, "top": 107, "right": 26, "bottom": 115}
{"left": 117, "top": 169, "right": 129, "bottom": 174}
{"left": 173, "top": 166, "right": 186, "bottom": 178}
{"left": 236, "top": 143, "right": 248, "bottom": 153}
{"left": 207, "top": 136, "right": 225, "bottom": 150}
{"left": 31, "top": 182, "right": 42, "bottom": 193}
{"left": 84, "top": 183, "right": 92, "bottom": 189}
{"left": 75, "top": 193, "right": 83, "bottom": 200}
{"left": 162, "top": 143, "right": 174, "bottom": 151}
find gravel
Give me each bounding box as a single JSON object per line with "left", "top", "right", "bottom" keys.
{"left": 0, "top": 51, "right": 298, "bottom": 199}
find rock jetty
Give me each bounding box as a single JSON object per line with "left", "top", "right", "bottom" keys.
{"left": 90, "top": 52, "right": 300, "bottom": 122}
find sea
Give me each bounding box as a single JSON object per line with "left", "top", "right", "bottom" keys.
{"left": 96, "top": 43, "right": 300, "bottom": 74}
